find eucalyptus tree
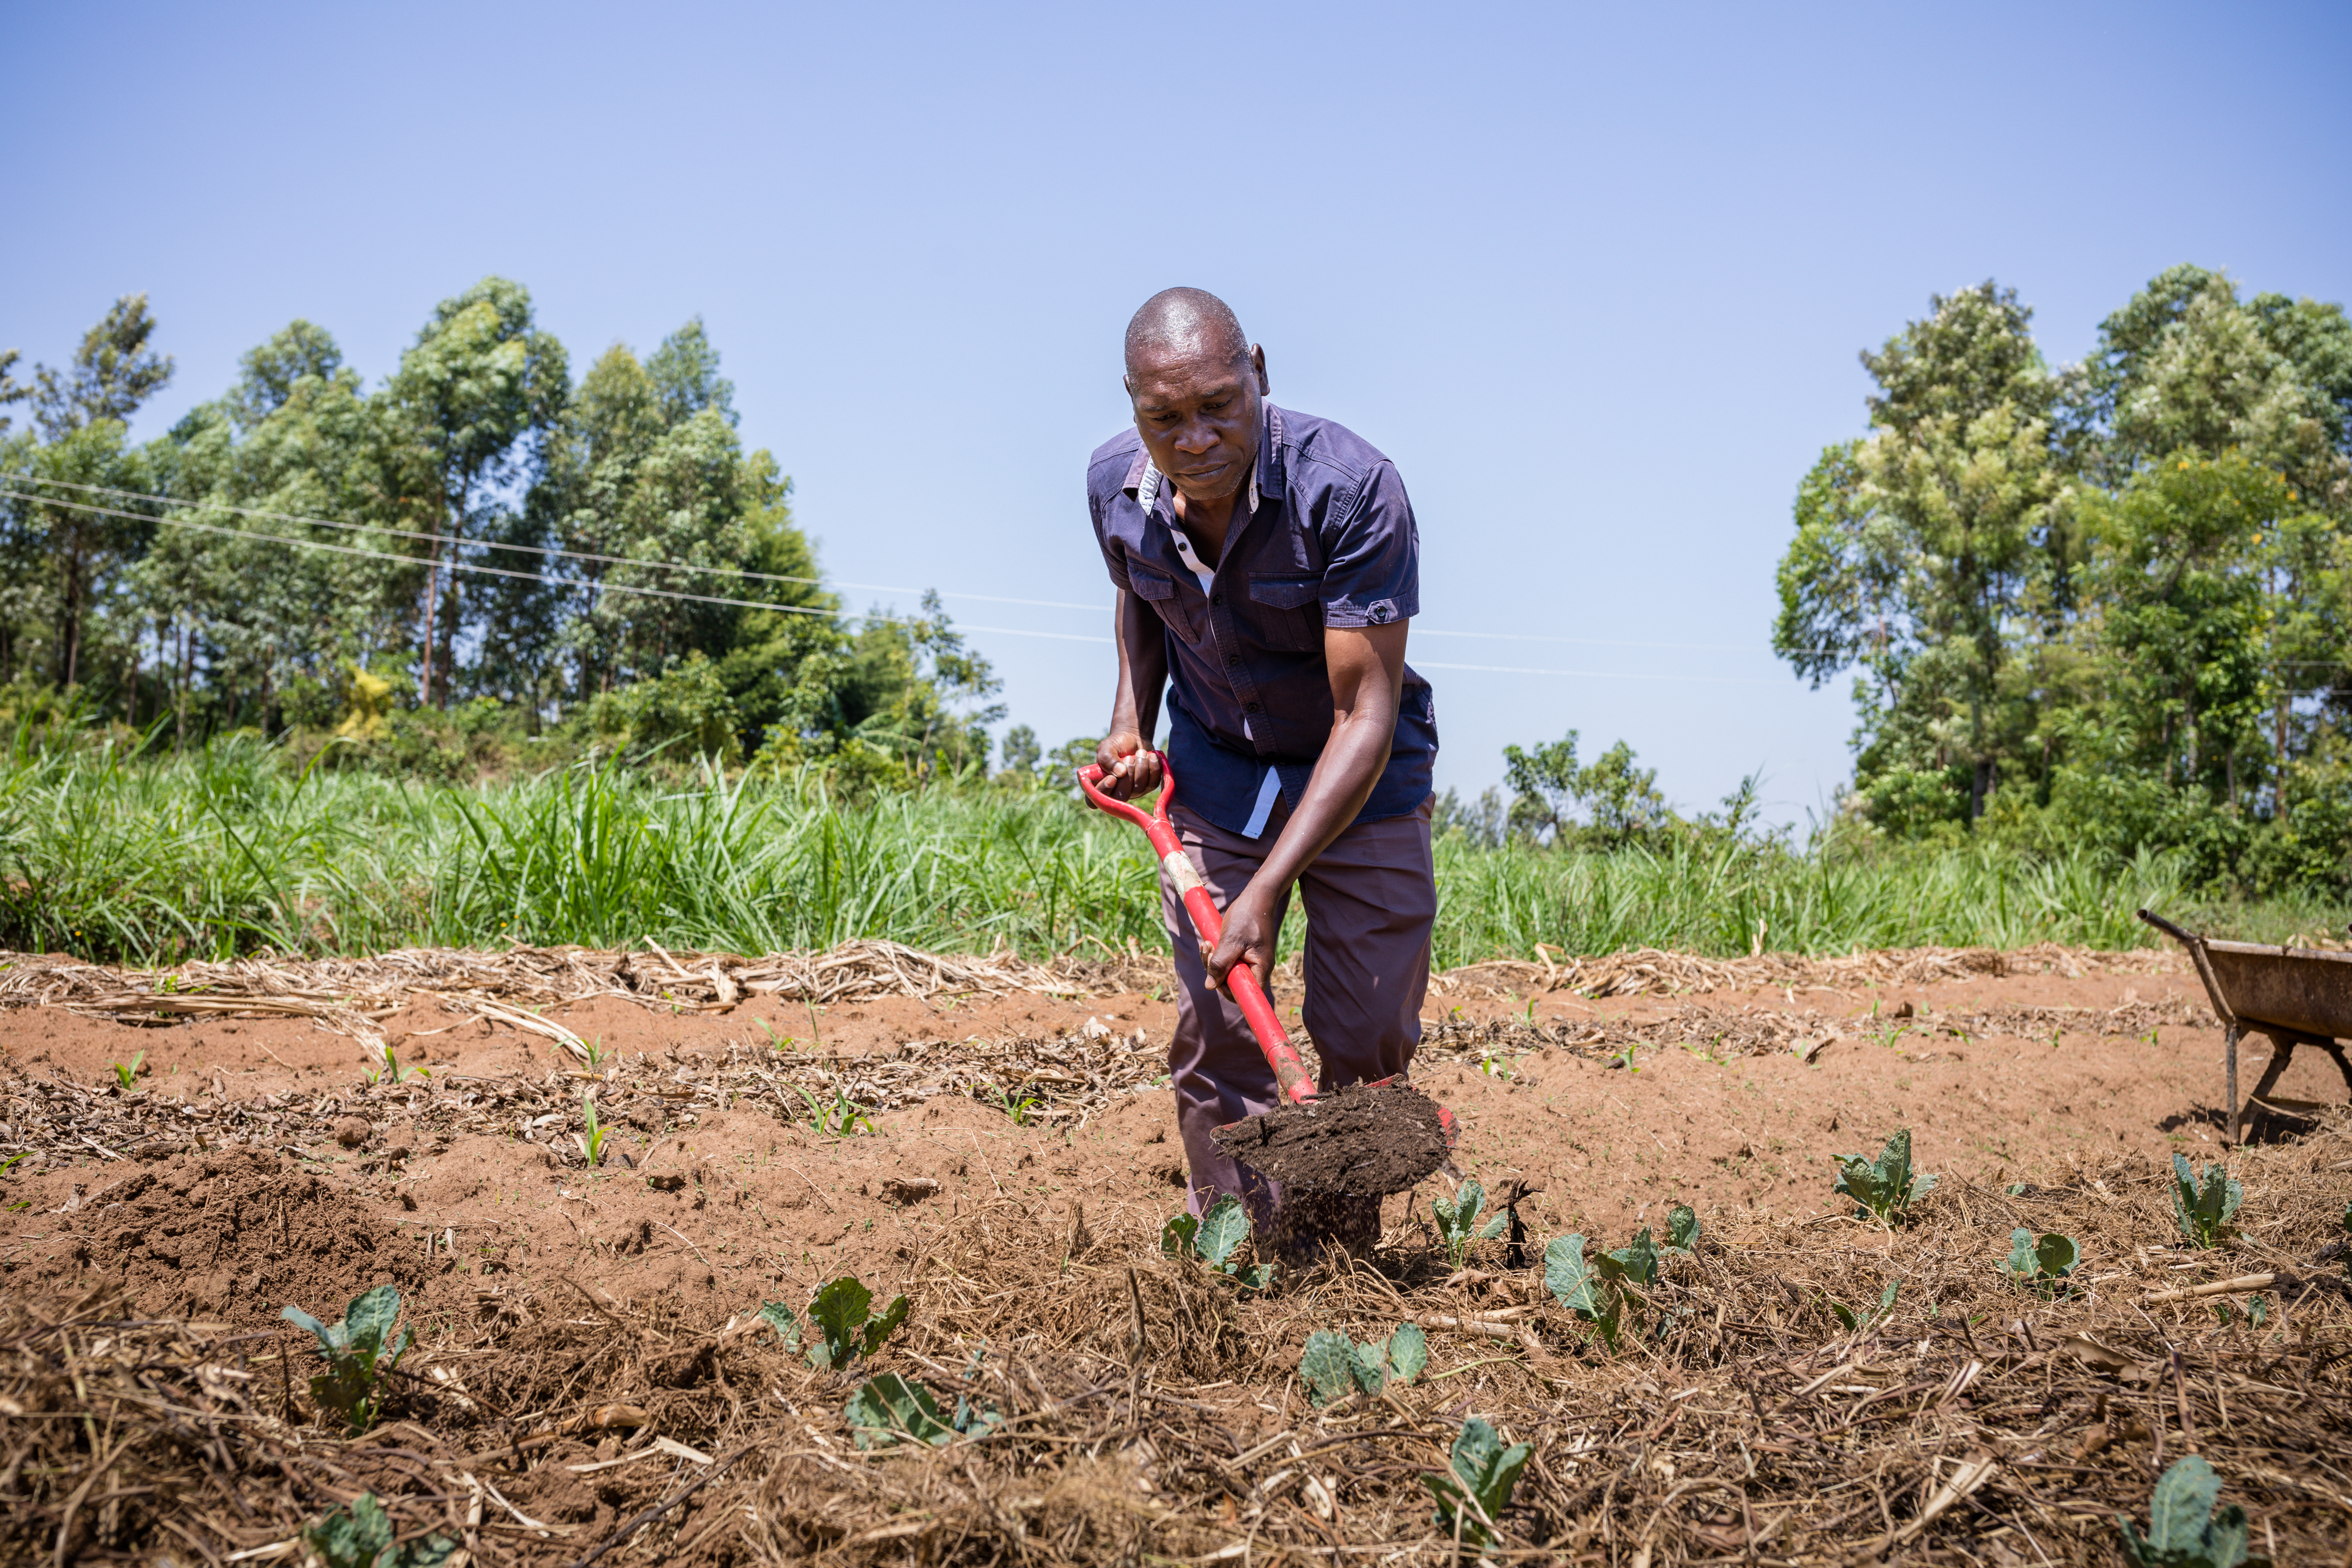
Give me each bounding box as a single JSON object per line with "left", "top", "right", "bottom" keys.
{"left": 384, "top": 278, "right": 567, "bottom": 707}
{"left": 1774, "top": 282, "right": 2070, "bottom": 827}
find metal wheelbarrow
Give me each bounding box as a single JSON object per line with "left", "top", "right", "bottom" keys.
{"left": 2138, "top": 908, "right": 2352, "bottom": 1144}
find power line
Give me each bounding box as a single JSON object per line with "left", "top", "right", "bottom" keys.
{"left": 5, "top": 474, "right": 1115, "bottom": 613}
{"left": 6, "top": 475, "right": 1814, "bottom": 652}
{"left": 0, "top": 488, "right": 1114, "bottom": 644}
{"left": 1414, "top": 659, "right": 1779, "bottom": 684}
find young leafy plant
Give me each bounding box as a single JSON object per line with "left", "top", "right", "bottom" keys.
{"left": 2002, "top": 1228, "right": 2081, "bottom": 1294}
{"left": 1161, "top": 1195, "right": 1276, "bottom": 1289}
{"left": 1544, "top": 1230, "right": 1660, "bottom": 1350}
{"left": 380, "top": 1045, "right": 426, "bottom": 1085}
{"left": 1432, "top": 1178, "right": 1509, "bottom": 1268}
{"left": 792, "top": 1083, "right": 875, "bottom": 1138}
{"left": 1826, "top": 1279, "right": 1901, "bottom": 1334}
{"left": 1298, "top": 1322, "right": 1429, "bottom": 1407}
{"left": 575, "top": 1092, "right": 610, "bottom": 1167}
{"left": 1662, "top": 1203, "right": 1701, "bottom": 1255}
{"left": 281, "top": 1284, "right": 410, "bottom": 1434}
{"left": 761, "top": 1275, "right": 910, "bottom": 1371}
{"left": 2170, "top": 1155, "right": 2243, "bottom": 1248}
{"left": 111, "top": 1051, "right": 146, "bottom": 1091}
{"left": 1422, "top": 1416, "right": 1532, "bottom": 1547}
{"left": 303, "top": 1491, "right": 457, "bottom": 1568}
{"left": 1832, "top": 1128, "right": 1937, "bottom": 1224}
{"left": 2116, "top": 1455, "right": 2252, "bottom": 1568}
{"left": 988, "top": 1086, "right": 1041, "bottom": 1127}
{"left": 842, "top": 1371, "right": 999, "bottom": 1449}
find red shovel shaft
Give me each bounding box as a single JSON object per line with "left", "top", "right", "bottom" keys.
{"left": 1077, "top": 755, "right": 1319, "bottom": 1106}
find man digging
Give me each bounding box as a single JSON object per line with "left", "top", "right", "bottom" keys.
{"left": 1088, "top": 286, "right": 1441, "bottom": 1251}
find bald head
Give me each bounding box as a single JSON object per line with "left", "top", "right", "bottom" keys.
{"left": 1123, "top": 288, "right": 1269, "bottom": 510}
{"left": 1125, "top": 287, "right": 1251, "bottom": 378}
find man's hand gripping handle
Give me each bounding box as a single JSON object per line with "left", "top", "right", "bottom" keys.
{"left": 1076, "top": 755, "right": 1318, "bottom": 1106}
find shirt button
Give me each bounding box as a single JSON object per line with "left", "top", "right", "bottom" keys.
{"left": 1245, "top": 701, "right": 1261, "bottom": 713}
{"left": 1211, "top": 594, "right": 1224, "bottom": 606}
{"left": 1226, "top": 653, "right": 1241, "bottom": 668}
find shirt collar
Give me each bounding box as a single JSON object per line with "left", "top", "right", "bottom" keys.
{"left": 1126, "top": 401, "right": 1280, "bottom": 519}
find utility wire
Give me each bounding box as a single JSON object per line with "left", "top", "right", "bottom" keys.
{"left": 0, "top": 488, "right": 1113, "bottom": 644}
{"left": 5, "top": 474, "right": 1819, "bottom": 653}
{"left": 4, "top": 474, "right": 1112, "bottom": 614}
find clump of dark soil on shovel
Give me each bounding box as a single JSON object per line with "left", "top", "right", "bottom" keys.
{"left": 1210, "top": 1079, "right": 1450, "bottom": 1195}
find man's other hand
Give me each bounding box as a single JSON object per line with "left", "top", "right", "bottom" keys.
{"left": 1202, "top": 885, "right": 1277, "bottom": 995}
{"left": 1094, "top": 732, "right": 1164, "bottom": 799}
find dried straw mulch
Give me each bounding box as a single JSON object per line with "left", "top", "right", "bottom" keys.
{"left": 0, "top": 938, "right": 2181, "bottom": 1056}
{"left": 7, "top": 1121, "right": 2350, "bottom": 1565}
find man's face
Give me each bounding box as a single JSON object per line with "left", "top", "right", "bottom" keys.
{"left": 1126, "top": 342, "right": 1269, "bottom": 505}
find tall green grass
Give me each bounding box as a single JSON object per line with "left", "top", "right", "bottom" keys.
{"left": 0, "top": 737, "right": 2310, "bottom": 967}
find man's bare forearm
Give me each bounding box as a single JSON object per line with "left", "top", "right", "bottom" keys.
{"left": 1110, "top": 589, "right": 1167, "bottom": 743}
{"left": 1097, "top": 590, "right": 1169, "bottom": 797}
{"left": 1245, "top": 624, "right": 1405, "bottom": 896}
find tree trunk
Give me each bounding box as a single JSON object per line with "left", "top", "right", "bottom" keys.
{"left": 2275, "top": 692, "right": 2292, "bottom": 824}
{"left": 1968, "top": 697, "right": 1987, "bottom": 824}
{"left": 419, "top": 529, "right": 442, "bottom": 707}
{"left": 176, "top": 620, "right": 192, "bottom": 749}
{"left": 61, "top": 536, "right": 84, "bottom": 688}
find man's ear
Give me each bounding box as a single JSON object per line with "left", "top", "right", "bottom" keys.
{"left": 1250, "top": 344, "right": 1269, "bottom": 395}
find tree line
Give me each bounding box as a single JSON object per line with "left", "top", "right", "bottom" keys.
{"left": 0, "top": 281, "right": 1005, "bottom": 785}
{"left": 1771, "top": 265, "right": 2352, "bottom": 893}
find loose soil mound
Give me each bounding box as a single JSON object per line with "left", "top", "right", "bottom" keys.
{"left": 22, "top": 1147, "right": 422, "bottom": 1322}
{"left": 1210, "top": 1079, "right": 1452, "bottom": 1193}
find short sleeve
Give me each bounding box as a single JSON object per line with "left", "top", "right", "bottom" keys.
{"left": 1088, "top": 468, "right": 1134, "bottom": 593}
{"left": 1317, "top": 461, "right": 1419, "bottom": 627}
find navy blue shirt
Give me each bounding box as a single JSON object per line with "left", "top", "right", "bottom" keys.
{"left": 1087, "top": 402, "right": 1438, "bottom": 837}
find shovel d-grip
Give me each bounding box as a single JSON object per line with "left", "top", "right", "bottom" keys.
{"left": 1078, "top": 754, "right": 1319, "bottom": 1106}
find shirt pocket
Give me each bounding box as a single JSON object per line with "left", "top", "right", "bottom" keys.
{"left": 1128, "top": 564, "right": 1204, "bottom": 645}
{"left": 1246, "top": 573, "right": 1323, "bottom": 652}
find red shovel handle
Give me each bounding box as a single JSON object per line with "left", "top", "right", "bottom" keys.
{"left": 1077, "top": 754, "right": 1318, "bottom": 1106}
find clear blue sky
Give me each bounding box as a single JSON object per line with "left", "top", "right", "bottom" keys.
{"left": 8, "top": 1, "right": 2348, "bottom": 824}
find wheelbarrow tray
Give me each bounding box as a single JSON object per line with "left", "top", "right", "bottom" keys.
{"left": 2192, "top": 939, "right": 2352, "bottom": 1041}
{"left": 2138, "top": 909, "right": 2352, "bottom": 1143}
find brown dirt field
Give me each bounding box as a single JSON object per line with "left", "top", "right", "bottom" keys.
{"left": 4, "top": 942, "right": 2351, "bottom": 1564}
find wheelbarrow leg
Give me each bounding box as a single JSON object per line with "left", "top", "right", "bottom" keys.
{"left": 2224, "top": 1023, "right": 2239, "bottom": 1147}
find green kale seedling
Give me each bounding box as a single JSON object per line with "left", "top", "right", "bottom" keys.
{"left": 1831, "top": 1128, "right": 1937, "bottom": 1224}
{"left": 761, "top": 1275, "right": 909, "bottom": 1370}
{"left": 2002, "top": 1228, "right": 2080, "bottom": 1294}
{"left": 303, "top": 1491, "right": 457, "bottom": 1568}
{"left": 2170, "top": 1155, "right": 2242, "bottom": 1248}
{"left": 1432, "top": 1178, "right": 1509, "bottom": 1269}
{"left": 282, "top": 1285, "right": 409, "bottom": 1434}
{"left": 2116, "top": 1455, "right": 2254, "bottom": 1568}
{"left": 1544, "top": 1230, "right": 1660, "bottom": 1351}
{"left": 843, "top": 1371, "right": 999, "bottom": 1449}
{"left": 1161, "top": 1195, "right": 1276, "bottom": 1289}
{"left": 1298, "top": 1322, "right": 1429, "bottom": 1406}
{"left": 1826, "top": 1278, "right": 1901, "bottom": 1333}
{"left": 1421, "top": 1416, "right": 1532, "bottom": 1547}
{"left": 1662, "top": 1203, "right": 1701, "bottom": 1255}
